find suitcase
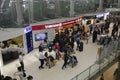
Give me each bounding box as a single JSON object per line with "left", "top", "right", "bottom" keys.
{"left": 79, "top": 42, "right": 84, "bottom": 51}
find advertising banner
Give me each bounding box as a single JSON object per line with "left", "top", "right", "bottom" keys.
{"left": 25, "top": 26, "right": 33, "bottom": 53}
{"left": 32, "top": 17, "right": 84, "bottom": 31}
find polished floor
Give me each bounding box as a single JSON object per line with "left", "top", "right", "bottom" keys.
{"left": 1, "top": 23, "right": 117, "bottom": 80}
{"left": 1, "top": 37, "right": 101, "bottom": 80}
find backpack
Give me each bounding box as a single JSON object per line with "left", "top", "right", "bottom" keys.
{"left": 44, "top": 52, "right": 48, "bottom": 58}
{"left": 49, "top": 56, "right": 54, "bottom": 62}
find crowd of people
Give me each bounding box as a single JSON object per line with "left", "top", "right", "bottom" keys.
{"left": 1, "top": 15, "right": 120, "bottom": 80}
{"left": 37, "top": 15, "right": 120, "bottom": 71}
{"left": 38, "top": 23, "right": 87, "bottom": 70}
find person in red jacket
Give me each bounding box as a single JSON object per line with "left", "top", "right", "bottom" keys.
{"left": 54, "top": 43, "right": 60, "bottom": 60}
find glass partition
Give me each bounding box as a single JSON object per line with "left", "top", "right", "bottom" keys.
{"left": 1, "top": 0, "right": 120, "bottom": 28}
{"left": 77, "top": 68, "right": 89, "bottom": 80}
{"left": 90, "top": 64, "right": 99, "bottom": 78}
{"left": 71, "top": 37, "right": 120, "bottom": 80}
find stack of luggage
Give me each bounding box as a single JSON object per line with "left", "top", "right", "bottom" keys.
{"left": 67, "top": 55, "right": 78, "bottom": 68}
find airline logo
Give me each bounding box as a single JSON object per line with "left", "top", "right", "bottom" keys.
{"left": 24, "top": 26, "right": 32, "bottom": 33}
{"left": 45, "top": 23, "right": 62, "bottom": 29}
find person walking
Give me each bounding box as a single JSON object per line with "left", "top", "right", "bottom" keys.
{"left": 62, "top": 53, "right": 69, "bottom": 69}
{"left": 18, "top": 53, "right": 25, "bottom": 72}
{"left": 39, "top": 51, "right": 46, "bottom": 69}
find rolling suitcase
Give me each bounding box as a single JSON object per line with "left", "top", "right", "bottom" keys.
{"left": 79, "top": 42, "right": 84, "bottom": 51}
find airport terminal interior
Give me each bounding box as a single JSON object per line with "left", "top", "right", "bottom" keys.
{"left": 0, "top": 0, "right": 120, "bottom": 80}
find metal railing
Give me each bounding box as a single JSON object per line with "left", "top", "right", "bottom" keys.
{"left": 71, "top": 37, "right": 120, "bottom": 80}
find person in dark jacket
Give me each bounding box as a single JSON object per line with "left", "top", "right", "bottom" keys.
{"left": 92, "top": 30, "right": 97, "bottom": 43}
{"left": 68, "top": 36, "right": 74, "bottom": 49}
{"left": 39, "top": 43, "right": 43, "bottom": 52}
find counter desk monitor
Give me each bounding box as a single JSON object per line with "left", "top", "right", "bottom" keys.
{"left": 35, "top": 32, "right": 48, "bottom": 41}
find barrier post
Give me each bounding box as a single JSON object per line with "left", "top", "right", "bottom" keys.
{"left": 88, "top": 66, "right": 91, "bottom": 80}
{"left": 76, "top": 74, "right": 78, "bottom": 80}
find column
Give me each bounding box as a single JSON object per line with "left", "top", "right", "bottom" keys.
{"left": 15, "top": 0, "right": 24, "bottom": 26}
{"left": 98, "top": 0, "right": 103, "bottom": 12}
{"left": 0, "top": 50, "right": 3, "bottom": 67}
{"left": 118, "top": 0, "right": 120, "bottom": 8}
{"left": 28, "top": 0, "right": 34, "bottom": 23}
{"left": 0, "top": 0, "right": 5, "bottom": 13}
{"left": 23, "top": 33, "right": 27, "bottom": 54}
{"left": 55, "top": 0, "right": 61, "bottom": 17}
{"left": 0, "top": 48, "right": 3, "bottom": 76}
{"left": 69, "top": 0, "right": 75, "bottom": 17}
{"left": 0, "top": 0, "right": 5, "bottom": 9}
{"left": 11, "top": 1, "right": 16, "bottom": 24}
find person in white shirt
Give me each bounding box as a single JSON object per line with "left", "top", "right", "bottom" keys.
{"left": 19, "top": 53, "right": 25, "bottom": 72}
{"left": 39, "top": 51, "right": 46, "bottom": 69}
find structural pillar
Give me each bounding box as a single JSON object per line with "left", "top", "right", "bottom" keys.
{"left": 98, "top": 0, "right": 103, "bottom": 12}
{"left": 69, "top": 0, "right": 75, "bottom": 17}
{"left": 55, "top": 0, "right": 61, "bottom": 17}
{"left": 1, "top": 0, "right": 5, "bottom": 9}
{"left": 0, "top": 0, "right": 5, "bottom": 13}
{"left": 15, "top": 0, "right": 24, "bottom": 26}
{"left": 29, "top": 0, "right": 34, "bottom": 23}
{"left": 118, "top": 0, "right": 120, "bottom": 8}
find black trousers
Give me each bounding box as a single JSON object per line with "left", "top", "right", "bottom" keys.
{"left": 62, "top": 61, "right": 67, "bottom": 69}
{"left": 40, "top": 59, "right": 44, "bottom": 68}
{"left": 20, "top": 61, "right": 24, "bottom": 71}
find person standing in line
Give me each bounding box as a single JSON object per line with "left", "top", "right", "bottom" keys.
{"left": 75, "top": 36, "right": 80, "bottom": 50}
{"left": 92, "top": 30, "right": 97, "bottom": 43}
{"left": 39, "top": 51, "right": 46, "bottom": 69}
{"left": 39, "top": 43, "right": 43, "bottom": 52}
{"left": 19, "top": 53, "right": 25, "bottom": 72}
{"left": 54, "top": 43, "right": 60, "bottom": 60}
{"left": 89, "top": 24, "right": 93, "bottom": 35}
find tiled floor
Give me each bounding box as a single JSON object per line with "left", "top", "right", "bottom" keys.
{"left": 1, "top": 38, "right": 100, "bottom": 80}
{"left": 1, "top": 23, "right": 117, "bottom": 80}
